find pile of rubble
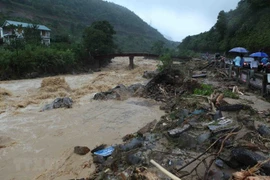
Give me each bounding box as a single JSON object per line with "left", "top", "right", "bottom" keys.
{"left": 76, "top": 65, "right": 270, "bottom": 180}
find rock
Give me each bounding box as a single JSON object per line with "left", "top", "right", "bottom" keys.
{"left": 257, "top": 125, "right": 270, "bottom": 138}
{"left": 93, "top": 155, "right": 105, "bottom": 164}
{"left": 197, "top": 132, "right": 211, "bottom": 144}
{"left": 142, "top": 70, "right": 158, "bottom": 79}
{"left": 126, "top": 151, "right": 148, "bottom": 165}
{"left": 93, "top": 84, "right": 131, "bottom": 100}
{"left": 167, "top": 124, "right": 191, "bottom": 138}
{"left": 74, "top": 146, "right": 90, "bottom": 155}
{"left": 231, "top": 148, "right": 270, "bottom": 175}
{"left": 178, "top": 109, "right": 189, "bottom": 124}
{"left": 53, "top": 97, "right": 73, "bottom": 108}
{"left": 42, "top": 97, "right": 73, "bottom": 111}
{"left": 174, "top": 132, "right": 198, "bottom": 149}
{"left": 218, "top": 148, "right": 241, "bottom": 169}
{"left": 215, "top": 159, "right": 225, "bottom": 168}
{"left": 222, "top": 172, "right": 231, "bottom": 180}
{"left": 128, "top": 83, "right": 144, "bottom": 96}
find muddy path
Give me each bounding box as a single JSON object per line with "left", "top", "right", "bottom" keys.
{"left": 0, "top": 57, "right": 165, "bottom": 180}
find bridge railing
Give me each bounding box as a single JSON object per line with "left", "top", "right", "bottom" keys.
{"left": 228, "top": 64, "right": 270, "bottom": 95}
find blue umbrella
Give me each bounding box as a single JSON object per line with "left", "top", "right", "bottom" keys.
{"left": 229, "top": 47, "right": 249, "bottom": 53}
{"left": 249, "top": 52, "right": 268, "bottom": 58}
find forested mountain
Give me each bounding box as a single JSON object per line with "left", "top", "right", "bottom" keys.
{"left": 0, "top": 0, "right": 178, "bottom": 52}
{"left": 178, "top": 0, "right": 270, "bottom": 54}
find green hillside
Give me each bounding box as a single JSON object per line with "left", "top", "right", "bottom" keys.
{"left": 0, "top": 0, "right": 178, "bottom": 52}
{"left": 178, "top": 0, "right": 270, "bottom": 54}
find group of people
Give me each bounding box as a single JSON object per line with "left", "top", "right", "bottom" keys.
{"left": 232, "top": 53, "right": 269, "bottom": 80}
{"left": 233, "top": 54, "right": 269, "bottom": 72}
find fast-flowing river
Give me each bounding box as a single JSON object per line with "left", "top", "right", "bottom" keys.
{"left": 0, "top": 57, "right": 165, "bottom": 180}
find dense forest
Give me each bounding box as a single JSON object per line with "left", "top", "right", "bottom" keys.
{"left": 178, "top": 0, "right": 270, "bottom": 55}
{"left": 0, "top": 0, "right": 178, "bottom": 52}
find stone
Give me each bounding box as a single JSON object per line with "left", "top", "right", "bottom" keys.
{"left": 215, "top": 159, "right": 224, "bottom": 168}
{"left": 168, "top": 124, "right": 191, "bottom": 138}
{"left": 93, "top": 84, "right": 131, "bottom": 100}
{"left": 93, "top": 155, "right": 105, "bottom": 164}
{"left": 197, "top": 132, "right": 211, "bottom": 144}
{"left": 42, "top": 97, "right": 73, "bottom": 111}
{"left": 74, "top": 146, "right": 90, "bottom": 155}
{"left": 257, "top": 125, "right": 270, "bottom": 138}
{"left": 231, "top": 148, "right": 270, "bottom": 175}
{"left": 128, "top": 83, "right": 144, "bottom": 96}
{"left": 175, "top": 132, "right": 198, "bottom": 149}
{"left": 126, "top": 151, "right": 148, "bottom": 165}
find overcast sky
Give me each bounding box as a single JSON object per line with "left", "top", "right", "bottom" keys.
{"left": 105, "top": 0, "right": 239, "bottom": 42}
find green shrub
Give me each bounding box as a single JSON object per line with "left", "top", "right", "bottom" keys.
{"left": 0, "top": 45, "right": 76, "bottom": 78}
{"left": 194, "top": 84, "right": 214, "bottom": 96}
{"left": 157, "top": 53, "right": 173, "bottom": 71}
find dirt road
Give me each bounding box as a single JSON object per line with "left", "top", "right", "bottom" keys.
{"left": 0, "top": 57, "right": 165, "bottom": 180}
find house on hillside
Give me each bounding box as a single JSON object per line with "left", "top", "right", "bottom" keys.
{"left": 0, "top": 20, "right": 51, "bottom": 45}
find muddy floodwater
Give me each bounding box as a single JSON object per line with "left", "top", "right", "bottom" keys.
{"left": 0, "top": 57, "right": 165, "bottom": 180}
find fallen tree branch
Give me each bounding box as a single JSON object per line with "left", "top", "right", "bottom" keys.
{"left": 232, "top": 86, "right": 244, "bottom": 95}
{"left": 232, "top": 158, "right": 270, "bottom": 180}
{"left": 204, "top": 132, "right": 238, "bottom": 180}
{"left": 150, "top": 159, "right": 181, "bottom": 180}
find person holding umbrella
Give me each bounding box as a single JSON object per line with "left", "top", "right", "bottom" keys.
{"left": 229, "top": 47, "right": 248, "bottom": 79}
{"left": 250, "top": 51, "right": 269, "bottom": 72}
{"left": 233, "top": 54, "right": 244, "bottom": 67}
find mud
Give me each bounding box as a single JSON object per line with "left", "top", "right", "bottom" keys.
{"left": 88, "top": 61, "right": 270, "bottom": 180}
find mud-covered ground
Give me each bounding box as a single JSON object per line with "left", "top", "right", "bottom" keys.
{"left": 88, "top": 60, "right": 270, "bottom": 180}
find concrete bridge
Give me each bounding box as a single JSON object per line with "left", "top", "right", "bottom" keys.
{"left": 93, "top": 52, "right": 190, "bottom": 69}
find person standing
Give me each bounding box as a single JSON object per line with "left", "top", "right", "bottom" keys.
{"left": 250, "top": 58, "right": 259, "bottom": 80}
{"left": 233, "top": 54, "right": 244, "bottom": 79}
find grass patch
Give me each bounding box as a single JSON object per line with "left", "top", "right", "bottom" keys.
{"left": 223, "top": 90, "right": 239, "bottom": 99}
{"left": 194, "top": 84, "right": 214, "bottom": 96}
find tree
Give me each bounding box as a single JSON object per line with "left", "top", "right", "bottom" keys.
{"left": 215, "top": 11, "right": 227, "bottom": 39}
{"left": 82, "top": 20, "right": 116, "bottom": 56}
{"left": 151, "top": 40, "right": 165, "bottom": 55}
{"left": 23, "top": 25, "right": 41, "bottom": 45}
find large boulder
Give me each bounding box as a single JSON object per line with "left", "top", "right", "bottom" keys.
{"left": 42, "top": 97, "right": 73, "bottom": 111}
{"left": 93, "top": 84, "right": 145, "bottom": 100}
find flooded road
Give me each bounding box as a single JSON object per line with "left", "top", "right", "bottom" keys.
{"left": 0, "top": 57, "right": 165, "bottom": 180}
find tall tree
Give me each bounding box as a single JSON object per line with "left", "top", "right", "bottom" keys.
{"left": 83, "top": 20, "right": 116, "bottom": 56}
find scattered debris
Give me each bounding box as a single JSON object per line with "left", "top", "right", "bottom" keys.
{"left": 168, "top": 124, "right": 191, "bottom": 138}
{"left": 93, "top": 146, "right": 115, "bottom": 157}
{"left": 192, "top": 74, "right": 207, "bottom": 78}
{"left": 143, "top": 70, "right": 158, "bottom": 79}
{"left": 81, "top": 61, "right": 270, "bottom": 179}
